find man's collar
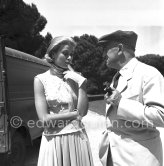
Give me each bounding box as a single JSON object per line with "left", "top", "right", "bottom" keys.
{"left": 119, "top": 58, "right": 138, "bottom": 80}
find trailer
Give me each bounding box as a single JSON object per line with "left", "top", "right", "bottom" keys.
{"left": 0, "top": 36, "right": 50, "bottom": 166}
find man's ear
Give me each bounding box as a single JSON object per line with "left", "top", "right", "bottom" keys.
{"left": 118, "top": 43, "right": 123, "bottom": 56}
{"left": 118, "top": 43, "right": 123, "bottom": 51}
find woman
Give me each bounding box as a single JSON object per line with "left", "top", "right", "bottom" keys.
{"left": 34, "top": 36, "right": 94, "bottom": 166}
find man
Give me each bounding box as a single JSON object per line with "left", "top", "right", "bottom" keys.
{"left": 98, "top": 30, "right": 164, "bottom": 166}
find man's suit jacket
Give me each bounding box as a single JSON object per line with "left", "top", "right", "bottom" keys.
{"left": 99, "top": 58, "right": 164, "bottom": 166}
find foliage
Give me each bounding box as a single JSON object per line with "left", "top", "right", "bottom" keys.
{"left": 72, "top": 34, "right": 116, "bottom": 94}
{"left": 137, "top": 54, "right": 164, "bottom": 76}
{"left": 0, "top": 0, "right": 51, "bottom": 57}
{"left": 34, "top": 32, "right": 52, "bottom": 58}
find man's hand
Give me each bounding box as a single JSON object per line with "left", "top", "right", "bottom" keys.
{"left": 104, "top": 87, "right": 122, "bottom": 106}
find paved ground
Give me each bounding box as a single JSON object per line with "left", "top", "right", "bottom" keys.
{"left": 24, "top": 100, "right": 164, "bottom": 166}
{"left": 82, "top": 111, "right": 105, "bottom": 166}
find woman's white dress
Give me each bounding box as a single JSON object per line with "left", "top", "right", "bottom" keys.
{"left": 36, "top": 70, "right": 94, "bottom": 166}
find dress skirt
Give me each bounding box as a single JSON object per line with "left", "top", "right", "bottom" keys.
{"left": 37, "top": 130, "right": 94, "bottom": 166}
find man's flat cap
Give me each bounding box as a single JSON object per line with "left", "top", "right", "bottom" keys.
{"left": 98, "top": 30, "right": 138, "bottom": 51}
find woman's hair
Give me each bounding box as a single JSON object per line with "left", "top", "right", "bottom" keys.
{"left": 44, "top": 36, "right": 76, "bottom": 63}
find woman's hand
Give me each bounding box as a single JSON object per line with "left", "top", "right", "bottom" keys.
{"left": 63, "top": 71, "right": 87, "bottom": 88}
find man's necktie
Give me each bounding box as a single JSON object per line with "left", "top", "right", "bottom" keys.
{"left": 113, "top": 72, "right": 121, "bottom": 89}
{"left": 106, "top": 72, "right": 121, "bottom": 166}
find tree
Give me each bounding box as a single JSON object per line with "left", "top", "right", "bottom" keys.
{"left": 34, "top": 32, "right": 52, "bottom": 58}
{"left": 137, "top": 54, "right": 164, "bottom": 76}
{"left": 0, "top": 0, "right": 49, "bottom": 56}
{"left": 72, "top": 34, "right": 116, "bottom": 94}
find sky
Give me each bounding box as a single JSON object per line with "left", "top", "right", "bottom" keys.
{"left": 24, "top": 0, "right": 164, "bottom": 56}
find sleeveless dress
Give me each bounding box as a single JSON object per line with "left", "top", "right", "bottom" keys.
{"left": 36, "top": 70, "right": 94, "bottom": 166}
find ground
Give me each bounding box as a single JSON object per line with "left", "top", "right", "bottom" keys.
{"left": 82, "top": 110, "right": 106, "bottom": 166}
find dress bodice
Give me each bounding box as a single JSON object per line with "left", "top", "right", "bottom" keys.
{"left": 36, "top": 70, "right": 77, "bottom": 114}
{"left": 35, "top": 70, "right": 84, "bottom": 135}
